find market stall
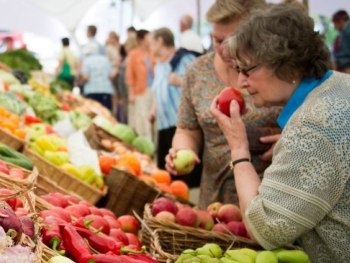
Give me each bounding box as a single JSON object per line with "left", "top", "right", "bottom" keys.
{"left": 0, "top": 51, "right": 313, "bottom": 263}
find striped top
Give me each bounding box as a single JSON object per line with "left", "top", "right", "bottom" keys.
{"left": 152, "top": 53, "right": 195, "bottom": 130}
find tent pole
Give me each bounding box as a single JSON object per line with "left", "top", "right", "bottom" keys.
{"left": 196, "top": 0, "right": 201, "bottom": 35}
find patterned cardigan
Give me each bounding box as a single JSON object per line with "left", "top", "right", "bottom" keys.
{"left": 245, "top": 71, "right": 350, "bottom": 263}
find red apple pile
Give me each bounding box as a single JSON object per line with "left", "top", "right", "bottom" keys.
{"left": 39, "top": 192, "right": 142, "bottom": 251}
{"left": 0, "top": 160, "right": 26, "bottom": 180}
{"left": 150, "top": 197, "right": 249, "bottom": 238}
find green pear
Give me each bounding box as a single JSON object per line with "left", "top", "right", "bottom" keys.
{"left": 173, "top": 149, "right": 196, "bottom": 174}
{"left": 238, "top": 248, "right": 257, "bottom": 260}
{"left": 176, "top": 249, "right": 197, "bottom": 263}
{"left": 196, "top": 243, "right": 223, "bottom": 258}
{"left": 225, "top": 249, "right": 254, "bottom": 263}
{"left": 276, "top": 249, "right": 309, "bottom": 263}
{"left": 255, "top": 251, "right": 278, "bottom": 263}
{"left": 220, "top": 258, "right": 238, "bottom": 263}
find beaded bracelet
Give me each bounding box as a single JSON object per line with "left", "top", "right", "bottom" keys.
{"left": 229, "top": 158, "right": 251, "bottom": 170}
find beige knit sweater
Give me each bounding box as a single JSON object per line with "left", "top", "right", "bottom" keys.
{"left": 245, "top": 71, "right": 350, "bottom": 263}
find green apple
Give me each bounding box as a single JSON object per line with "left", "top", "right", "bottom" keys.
{"left": 173, "top": 149, "right": 196, "bottom": 175}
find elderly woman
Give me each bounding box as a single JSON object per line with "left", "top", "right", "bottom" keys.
{"left": 210, "top": 3, "right": 350, "bottom": 262}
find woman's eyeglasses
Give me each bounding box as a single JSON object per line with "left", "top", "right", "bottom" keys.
{"left": 235, "top": 64, "right": 260, "bottom": 77}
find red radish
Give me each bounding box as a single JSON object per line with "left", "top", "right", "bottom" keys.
{"left": 19, "top": 216, "right": 35, "bottom": 239}
{"left": 9, "top": 168, "right": 25, "bottom": 179}
{"left": 0, "top": 163, "right": 9, "bottom": 174}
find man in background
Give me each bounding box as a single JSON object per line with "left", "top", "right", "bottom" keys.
{"left": 332, "top": 10, "right": 350, "bottom": 73}
{"left": 179, "top": 14, "right": 204, "bottom": 55}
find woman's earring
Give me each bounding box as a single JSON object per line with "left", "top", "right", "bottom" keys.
{"left": 292, "top": 80, "right": 296, "bottom": 85}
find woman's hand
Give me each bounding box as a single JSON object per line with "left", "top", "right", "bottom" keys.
{"left": 210, "top": 96, "right": 250, "bottom": 161}
{"left": 259, "top": 134, "right": 281, "bottom": 161}
{"left": 165, "top": 148, "right": 200, "bottom": 175}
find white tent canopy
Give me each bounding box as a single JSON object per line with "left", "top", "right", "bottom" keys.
{"left": 1, "top": 0, "right": 348, "bottom": 73}
{"left": 2, "top": 0, "right": 349, "bottom": 42}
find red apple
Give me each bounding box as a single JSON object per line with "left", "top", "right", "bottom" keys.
{"left": 207, "top": 201, "right": 222, "bottom": 220}
{"left": 109, "top": 228, "right": 129, "bottom": 245}
{"left": 212, "top": 223, "right": 230, "bottom": 235}
{"left": 195, "top": 209, "right": 214, "bottom": 230}
{"left": 175, "top": 207, "right": 198, "bottom": 227}
{"left": 117, "top": 215, "right": 140, "bottom": 234}
{"left": 151, "top": 197, "right": 178, "bottom": 216}
{"left": 103, "top": 215, "right": 121, "bottom": 229}
{"left": 226, "top": 221, "right": 248, "bottom": 237}
{"left": 217, "top": 203, "right": 242, "bottom": 223}
{"left": 155, "top": 211, "right": 176, "bottom": 223}
{"left": 83, "top": 214, "right": 110, "bottom": 234}
{"left": 217, "top": 87, "right": 245, "bottom": 116}
{"left": 125, "top": 233, "right": 142, "bottom": 250}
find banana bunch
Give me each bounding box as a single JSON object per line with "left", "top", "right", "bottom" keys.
{"left": 28, "top": 78, "right": 50, "bottom": 96}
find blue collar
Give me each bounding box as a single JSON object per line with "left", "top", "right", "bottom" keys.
{"left": 277, "top": 70, "right": 333, "bottom": 128}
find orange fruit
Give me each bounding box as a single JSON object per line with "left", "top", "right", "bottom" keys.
{"left": 149, "top": 169, "right": 172, "bottom": 185}
{"left": 155, "top": 182, "right": 172, "bottom": 194}
{"left": 13, "top": 128, "right": 26, "bottom": 139}
{"left": 116, "top": 153, "right": 141, "bottom": 176}
{"left": 169, "top": 180, "right": 190, "bottom": 200}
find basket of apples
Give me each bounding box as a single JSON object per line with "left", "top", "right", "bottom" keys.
{"left": 141, "top": 197, "right": 261, "bottom": 262}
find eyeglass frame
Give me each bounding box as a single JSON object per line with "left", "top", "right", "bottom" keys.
{"left": 235, "top": 64, "right": 260, "bottom": 77}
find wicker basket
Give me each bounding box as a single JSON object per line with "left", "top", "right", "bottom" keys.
{"left": 0, "top": 127, "right": 25, "bottom": 151}
{"left": 84, "top": 123, "right": 135, "bottom": 152}
{"left": 0, "top": 183, "right": 41, "bottom": 262}
{"left": 97, "top": 167, "right": 161, "bottom": 216}
{"left": 141, "top": 204, "right": 261, "bottom": 262}
{"left": 40, "top": 242, "right": 60, "bottom": 263}
{"left": 23, "top": 147, "right": 107, "bottom": 205}
{"left": 0, "top": 161, "right": 38, "bottom": 189}
{"left": 34, "top": 173, "right": 84, "bottom": 201}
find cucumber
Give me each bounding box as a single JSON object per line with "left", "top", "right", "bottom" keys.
{"left": 0, "top": 155, "right": 33, "bottom": 170}
{"left": 0, "top": 144, "right": 33, "bottom": 170}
